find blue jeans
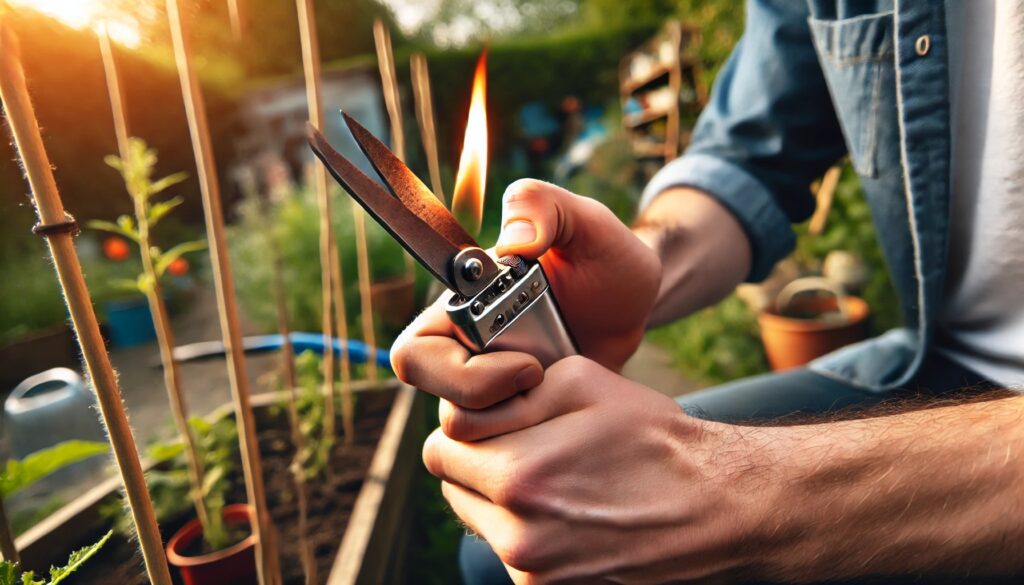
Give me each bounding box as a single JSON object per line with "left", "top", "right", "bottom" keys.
{"left": 458, "top": 352, "right": 992, "bottom": 584}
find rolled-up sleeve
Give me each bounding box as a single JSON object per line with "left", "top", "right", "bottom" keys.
{"left": 641, "top": 0, "right": 847, "bottom": 282}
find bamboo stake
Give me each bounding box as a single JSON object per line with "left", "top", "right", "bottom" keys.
{"left": 99, "top": 23, "right": 214, "bottom": 543}
{"left": 263, "top": 197, "right": 316, "bottom": 585}
{"left": 329, "top": 235, "right": 355, "bottom": 444}
{"left": 0, "top": 14, "right": 172, "bottom": 585}
{"left": 164, "top": 2, "right": 280, "bottom": 584}
{"left": 369, "top": 16, "right": 422, "bottom": 380}
{"left": 227, "top": 0, "right": 243, "bottom": 41}
{"left": 809, "top": 164, "right": 842, "bottom": 237}
{"left": 411, "top": 52, "right": 445, "bottom": 204}
{"left": 295, "top": 0, "right": 346, "bottom": 443}
{"left": 0, "top": 497, "right": 18, "bottom": 564}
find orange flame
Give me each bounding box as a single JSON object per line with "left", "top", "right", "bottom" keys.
{"left": 451, "top": 50, "right": 488, "bottom": 236}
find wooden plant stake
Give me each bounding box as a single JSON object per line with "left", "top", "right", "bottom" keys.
{"left": 411, "top": 52, "right": 445, "bottom": 203}
{"left": 227, "top": 0, "right": 243, "bottom": 41}
{"left": 261, "top": 196, "right": 317, "bottom": 585}
{"left": 99, "top": 25, "right": 213, "bottom": 538}
{"left": 0, "top": 13, "right": 172, "bottom": 585}
{"left": 164, "top": 2, "right": 281, "bottom": 584}
{"left": 329, "top": 234, "right": 355, "bottom": 444}
{"left": 295, "top": 0, "right": 352, "bottom": 444}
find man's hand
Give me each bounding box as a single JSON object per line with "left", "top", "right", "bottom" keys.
{"left": 493, "top": 179, "right": 660, "bottom": 370}
{"left": 421, "top": 356, "right": 772, "bottom": 584}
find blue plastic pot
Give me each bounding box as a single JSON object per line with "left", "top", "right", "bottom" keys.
{"left": 103, "top": 296, "right": 156, "bottom": 348}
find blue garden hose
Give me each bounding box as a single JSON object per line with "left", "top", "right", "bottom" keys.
{"left": 169, "top": 332, "right": 391, "bottom": 369}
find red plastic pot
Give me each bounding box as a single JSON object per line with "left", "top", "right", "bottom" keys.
{"left": 166, "top": 504, "right": 258, "bottom": 585}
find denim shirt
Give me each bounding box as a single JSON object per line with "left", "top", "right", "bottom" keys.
{"left": 642, "top": 1, "right": 951, "bottom": 391}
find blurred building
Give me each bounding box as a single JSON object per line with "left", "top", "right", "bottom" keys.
{"left": 230, "top": 64, "right": 390, "bottom": 194}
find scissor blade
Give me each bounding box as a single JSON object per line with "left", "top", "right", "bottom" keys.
{"left": 342, "top": 111, "right": 478, "bottom": 250}
{"left": 307, "top": 125, "right": 459, "bottom": 289}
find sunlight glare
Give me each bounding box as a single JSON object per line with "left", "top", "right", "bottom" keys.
{"left": 9, "top": 0, "right": 142, "bottom": 47}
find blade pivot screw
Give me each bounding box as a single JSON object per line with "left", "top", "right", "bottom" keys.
{"left": 463, "top": 258, "right": 484, "bottom": 281}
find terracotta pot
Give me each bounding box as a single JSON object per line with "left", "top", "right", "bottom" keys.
{"left": 758, "top": 278, "right": 869, "bottom": 371}
{"left": 370, "top": 274, "right": 417, "bottom": 328}
{"left": 166, "top": 504, "right": 258, "bottom": 585}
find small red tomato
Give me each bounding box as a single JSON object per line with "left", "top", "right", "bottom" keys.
{"left": 103, "top": 237, "right": 131, "bottom": 262}
{"left": 167, "top": 257, "right": 189, "bottom": 277}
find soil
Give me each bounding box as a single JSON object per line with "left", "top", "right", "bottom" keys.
{"left": 179, "top": 525, "right": 251, "bottom": 558}
{"left": 67, "top": 387, "right": 396, "bottom": 585}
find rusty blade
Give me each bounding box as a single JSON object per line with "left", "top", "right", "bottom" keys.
{"left": 307, "top": 125, "right": 460, "bottom": 289}
{"left": 342, "top": 111, "right": 478, "bottom": 250}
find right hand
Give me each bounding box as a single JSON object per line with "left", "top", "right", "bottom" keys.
{"left": 490, "top": 179, "right": 661, "bottom": 371}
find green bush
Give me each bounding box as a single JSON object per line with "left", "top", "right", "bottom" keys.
{"left": 228, "top": 183, "right": 413, "bottom": 342}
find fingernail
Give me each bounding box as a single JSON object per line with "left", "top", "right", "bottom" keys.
{"left": 514, "top": 366, "right": 543, "bottom": 392}
{"left": 496, "top": 220, "right": 536, "bottom": 249}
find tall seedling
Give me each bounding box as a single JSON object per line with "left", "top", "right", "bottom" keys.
{"left": 88, "top": 140, "right": 229, "bottom": 549}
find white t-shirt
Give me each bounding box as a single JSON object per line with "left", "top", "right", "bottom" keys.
{"left": 939, "top": 0, "right": 1024, "bottom": 388}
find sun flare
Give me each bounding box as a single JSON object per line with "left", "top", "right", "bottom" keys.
{"left": 8, "top": 0, "right": 142, "bottom": 47}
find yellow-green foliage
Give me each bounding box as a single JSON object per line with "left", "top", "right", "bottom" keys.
{"left": 0, "top": 531, "right": 111, "bottom": 585}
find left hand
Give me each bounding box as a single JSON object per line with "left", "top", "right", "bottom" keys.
{"left": 422, "top": 355, "right": 773, "bottom": 584}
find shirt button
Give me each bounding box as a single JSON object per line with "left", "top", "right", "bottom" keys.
{"left": 915, "top": 34, "right": 931, "bottom": 56}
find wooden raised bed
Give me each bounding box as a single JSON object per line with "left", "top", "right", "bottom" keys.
{"left": 14, "top": 379, "right": 424, "bottom": 585}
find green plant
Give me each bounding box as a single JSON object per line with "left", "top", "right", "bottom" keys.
{"left": 229, "top": 183, "right": 409, "bottom": 341}
{"left": 0, "top": 441, "right": 108, "bottom": 498}
{"left": 0, "top": 530, "right": 112, "bottom": 585}
{"left": 290, "top": 350, "right": 337, "bottom": 480}
{"left": 0, "top": 440, "right": 109, "bottom": 564}
{"left": 88, "top": 138, "right": 227, "bottom": 551}
{"left": 87, "top": 140, "right": 205, "bottom": 298}
{"left": 105, "top": 413, "right": 240, "bottom": 550}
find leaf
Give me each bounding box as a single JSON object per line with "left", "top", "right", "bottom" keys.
{"left": 84, "top": 220, "right": 139, "bottom": 244}
{"left": 109, "top": 278, "right": 142, "bottom": 294}
{"left": 116, "top": 215, "right": 135, "bottom": 234}
{"left": 19, "top": 572, "right": 42, "bottom": 585}
{"left": 47, "top": 530, "right": 112, "bottom": 585}
{"left": 146, "top": 441, "right": 185, "bottom": 463}
{"left": 1, "top": 441, "right": 108, "bottom": 497}
{"left": 188, "top": 416, "right": 212, "bottom": 435}
{"left": 103, "top": 155, "right": 124, "bottom": 173}
{"left": 136, "top": 273, "right": 155, "bottom": 295}
{"left": 0, "top": 562, "right": 17, "bottom": 585}
{"left": 200, "top": 465, "right": 224, "bottom": 497}
{"left": 154, "top": 240, "right": 207, "bottom": 276}
{"left": 147, "top": 195, "right": 183, "bottom": 226}
{"left": 149, "top": 172, "right": 188, "bottom": 196}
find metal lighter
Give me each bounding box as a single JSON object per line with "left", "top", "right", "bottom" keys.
{"left": 307, "top": 113, "right": 578, "bottom": 368}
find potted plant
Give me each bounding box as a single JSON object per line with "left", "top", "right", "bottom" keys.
{"left": 89, "top": 138, "right": 253, "bottom": 584}
{"left": 757, "top": 276, "right": 869, "bottom": 371}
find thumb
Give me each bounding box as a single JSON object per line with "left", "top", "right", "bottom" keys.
{"left": 494, "top": 179, "right": 595, "bottom": 259}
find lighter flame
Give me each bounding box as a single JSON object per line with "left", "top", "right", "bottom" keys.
{"left": 451, "top": 50, "right": 487, "bottom": 236}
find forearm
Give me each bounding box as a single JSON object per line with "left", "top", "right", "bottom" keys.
{"left": 633, "top": 187, "right": 752, "bottom": 326}
{"left": 751, "top": 395, "right": 1024, "bottom": 581}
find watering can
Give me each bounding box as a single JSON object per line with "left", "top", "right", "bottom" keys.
{"left": 4, "top": 368, "right": 106, "bottom": 459}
